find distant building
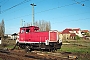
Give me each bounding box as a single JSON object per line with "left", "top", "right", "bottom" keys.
{"left": 11, "top": 33, "right": 18, "bottom": 40}
{"left": 4, "top": 33, "right": 18, "bottom": 40}
{"left": 58, "top": 32, "right": 63, "bottom": 40}
{"left": 81, "top": 30, "right": 89, "bottom": 33}
{"left": 81, "top": 30, "right": 89, "bottom": 36}
{"left": 59, "top": 28, "right": 83, "bottom": 40}
{"left": 4, "top": 34, "right": 12, "bottom": 38}
{"left": 81, "top": 30, "right": 90, "bottom": 40}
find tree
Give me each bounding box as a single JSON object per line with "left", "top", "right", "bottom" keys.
{"left": 85, "top": 32, "right": 90, "bottom": 36}
{"left": 45, "top": 21, "right": 51, "bottom": 31}
{"left": 0, "top": 19, "right": 5, "bottom": 38}
{"left": 34, "top": 20, "right": 51, "bottom": 31}
{"left": 75, "top": 35, "right": 80, "bottom": 40}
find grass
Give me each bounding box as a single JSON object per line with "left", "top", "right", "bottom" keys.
{"left": 0, "top": 58, "right": 2, "bottom": 60}
{"left": 58, "top": 39, "right": 90, "bottom": 54}
{"left": 0, "top": 39, "right": 16, "bottom": 49}
{"left": 59, "top": 45, "right": 90, "bottom": 53}
{"left": 6, "top": 45, "right": 15, "bottom": 49}
{"left": 57, "top": 40, "right": 90, "bottom": 60}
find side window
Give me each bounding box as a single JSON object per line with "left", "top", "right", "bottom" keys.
{"left": 21, "top": 29, "right": 25, "bottom": 33}
{"left": 26, "top": 29, "right": 30, "bottom": 33}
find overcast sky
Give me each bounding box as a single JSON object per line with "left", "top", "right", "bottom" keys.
{"left": 0, "top": 0, "right": 90, "bottom": 34}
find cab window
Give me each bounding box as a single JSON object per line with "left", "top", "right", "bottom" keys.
{"left": 26, "top": 29, "right": 30, "bottom": 33}
{"left": 21, "top": 29, "right": 25, "bottom": 33}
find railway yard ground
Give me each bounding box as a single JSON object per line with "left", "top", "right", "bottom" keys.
{"left": 0, "top": 39, "right": 90, "bottom": 60}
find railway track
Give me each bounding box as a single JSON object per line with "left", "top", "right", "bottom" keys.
{"left": 0, "top": 49, "right": 34, "bottom": 60}
{"left": 0, "top": 49, "right": 77, "bottom": 60}
{"left": 0, "top": 49, "right": 57, "bottom": 60}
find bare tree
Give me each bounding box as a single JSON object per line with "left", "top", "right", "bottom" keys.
{"left": 45, "top": 21, "right": 51, "bottom": 31}
{"left": 0, "top": 19, "right": 5, "bottom": 38}
{"left": 34, "top": 20, "right": 51, "bottom": 31}
{"left": 29, "top": 20, "right": 51, "bottom": 31}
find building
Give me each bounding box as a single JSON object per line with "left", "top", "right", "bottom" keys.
{"left": 81, "top": 30, "right": 90, "bottom": 40}
{"left": 59, "top": 28, "right": 83, "bottom": 40}
{"left": 4, "top": 33, "right": 18, "bottom": 40}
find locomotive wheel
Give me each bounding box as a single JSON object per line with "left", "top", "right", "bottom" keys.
{"left": 48, "top": 49, "right": 51, "bottom": 52}
{"left": 52, "top": 48, "right": 55, "bottom": 52}
{"left": 55, "top": 49, "right": 57, "bottom": 51}
{"left": 25, "top": 46, "right": 32, "bottom": 53}
{"left": 25, "top": 46, "right": 30, "bottom": 53}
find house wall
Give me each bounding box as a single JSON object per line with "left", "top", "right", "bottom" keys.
{"left": 11, "top": 36, "right": 17, "bottom": 40}
{"left": 62, "top": 34, "right": 70, "bottom": 40}
{"left": 75, "top": 31, "right": 83, "bottom": 37}
{"left": 5, "top": 34, "right": 18, "bottom": 40}
{"left": 59, "top": 34, "right": 63, "bottom": 40}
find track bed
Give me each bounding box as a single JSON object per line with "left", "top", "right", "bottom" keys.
{"left": 0, "top": 49, "right": 78, "bottom": 60}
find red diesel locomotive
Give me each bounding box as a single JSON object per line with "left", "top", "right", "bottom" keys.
{"left": 16, "top": 26, "right": 62, "bottom": 52}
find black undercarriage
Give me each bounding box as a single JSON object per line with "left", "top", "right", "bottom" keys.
{"left": 17, "top": 42, "right": 62, "bottom": 52}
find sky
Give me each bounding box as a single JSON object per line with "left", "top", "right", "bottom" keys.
{"left": 0, "top": 0, "right": 90, "bottom": 34}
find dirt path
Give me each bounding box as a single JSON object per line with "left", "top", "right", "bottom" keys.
{"left": 0, "top": 49, "right": 78, "bottom": 60}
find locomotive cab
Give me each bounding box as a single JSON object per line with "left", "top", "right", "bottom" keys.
{"left": 20, "top": 26, "right": 39, "bottom": 33}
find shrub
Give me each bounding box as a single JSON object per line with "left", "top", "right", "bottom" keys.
{"left": 75, "top": 35, "right": 81, "bottom": 40}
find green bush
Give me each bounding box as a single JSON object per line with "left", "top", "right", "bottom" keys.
{"left": 75, "top": 35, "right": 81, "bottom": 40}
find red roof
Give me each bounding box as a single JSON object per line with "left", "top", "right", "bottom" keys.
{"left": 61, "top": 28, "right": 80, "bottom": 34}
{"left": 73, "top": 28, "right": 80, "bottom": 31}
{"left": 58, "top": 32, "right": 62, "bottom": 34}
{"left": 61, "top": 29, "right": 72, "bottom": 34}
{"left": 82, "top": 30, "right": 89, "bottom": 33}
{"left": 70, "top": 33, "right": 76, "bottom": 37}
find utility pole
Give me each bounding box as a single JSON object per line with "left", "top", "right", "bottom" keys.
{"left": 21, "top": 19, "right": 25, "bottom": 27}
{"left": 30, "top": 3, "right": 36, "bottom": 26}
{"left": 21, "top": 19, "right": 23, "bottom": 27}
